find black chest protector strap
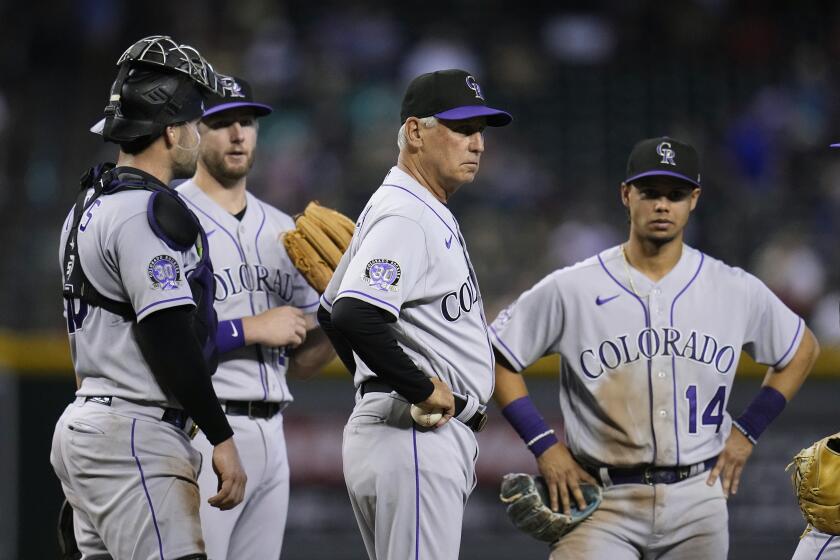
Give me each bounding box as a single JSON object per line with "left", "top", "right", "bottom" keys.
{"left": 62, "top": 164, "right": 204, "bottom": 320}
{"left": 62, "top": 163, "right": 218, "bottom": 371}
{"left": 62, "top": 163, "right": 133, "bottom": 318}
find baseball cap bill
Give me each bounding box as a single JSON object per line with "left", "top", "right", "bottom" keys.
{"left": 400, "top": 69, "right": 512, "bottom": 127}
{"left": 625, "top": 136, "right": 701, "bottom": 188}
{"left": 203, "top": 76, "right": 272, "bottom": 119}
{"left": 90, "top": 76, "right": 272, "bottom": 135}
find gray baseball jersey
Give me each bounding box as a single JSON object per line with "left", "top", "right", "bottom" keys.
{"left": 321, "top": 165, "right": 495, "bottom": 402}
{"left": 491, "top": 244, "right": 803, "bottom": 467}
{"left": 59, "top": 189, "right": 197, "bottom": 406}
{"left": 323, "top": 165, "right": 494, "bottom": 559}
{"left": 177, "top": 180, "right": 320, "bottom": 403}
{"left": 177, "top": 180, "right": 318, "bottom": 558}
{"left": 792, "top": 529, "right": 840, "bottom": 560}
{"left": 53, "top": 184, "right": 207, "bottom": 558}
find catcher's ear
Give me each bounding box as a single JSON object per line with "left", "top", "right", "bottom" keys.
{"left": 163, "top": 125, "right": 178, "bottom": 149}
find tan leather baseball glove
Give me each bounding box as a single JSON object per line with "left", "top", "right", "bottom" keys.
{"left": 787, "top": 431, "right": 840, "bottom": 535}
{"left": 282, "top": 201, "right": 355, "bottom": 293}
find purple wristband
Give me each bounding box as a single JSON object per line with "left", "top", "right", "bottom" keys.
{"left": 501, "top": 396, "right": 559, "bottom": 457}
{"left": 733, "top": 386, "right": 787, "bottom": 445}
{"left": 216, "top": 319, "right": 245, "bottom": 355}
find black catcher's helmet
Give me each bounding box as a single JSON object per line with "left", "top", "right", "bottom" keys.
{"left": 96, "top": 35, "right": 228, "bottom": 145}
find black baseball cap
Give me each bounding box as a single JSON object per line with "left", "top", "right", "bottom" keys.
{"left": 202, "top": 76, "right": 272, "bottom": 119}
{"left": 625, "top": 136, "right": 701, "bottom": 188}
{"left": 400, "top": 69, "right": 512, "bottom": 127}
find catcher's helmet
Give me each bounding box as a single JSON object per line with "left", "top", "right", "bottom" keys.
{"left": 98, "top": 35, "right": 227, "bottom": 145}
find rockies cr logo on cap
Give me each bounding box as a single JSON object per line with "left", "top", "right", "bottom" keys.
{"left": 465, "top": 75, "right": 484, "bottom": 100}
{"left": 656, "top": 141, "right": 676, "bottom": 166}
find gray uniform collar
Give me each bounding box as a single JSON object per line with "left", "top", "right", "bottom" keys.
{"left": 383, "top": 166, "right": 453, "bottom": 215}
{"left": 600, "top": 244, "right": 702, "bottom": 297}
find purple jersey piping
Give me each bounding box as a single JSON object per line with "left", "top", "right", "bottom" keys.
{"left": 253, "top": 202, "right": 270, "bottom": 400}
{"left": 669, "top": 252, "right": 705, "bottom": 465}
{"left": 336, "top": 289, "right": 401, "bottom": 315}
{"left": 184, "top": 195, "right": 267, "bottom": 398}
{"left": 597, "top": 252, "right": 658, "bottom": 462}
{"left": 816, "top": 535, "right": 836, "bottom": 559}
{"left": 131, "top": 419, "right": 165, "bottom": 560}
{"left": 381, "top": 184, "right": 459, "bottom": 245}
{"left": 184, "top": 196, "right": 247, "bottom": 261}
{"left": 455, "top": 223, "right": 496, "bottom": 383}
{"left": 413, "top": 425, "right": 421, "bottom": 560}
{"left": 771, "top": 317, "right": 803, "bottom": 369}
{"left": 136, "top": 296, "right": 195, "bottom": 317}
{"left": 376, "top": 185, "right": 495, "bottom": 377}
{"left": 489, "top": 325, "right": 526, "bottom": 371}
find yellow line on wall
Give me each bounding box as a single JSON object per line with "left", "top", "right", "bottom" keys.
{"left": 0, "top": 330, "right": 838, "bottom": 378}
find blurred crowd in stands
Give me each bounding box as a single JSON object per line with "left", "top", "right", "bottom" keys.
{"left": 1, "top": 0, "right": 838, "bottom": 345}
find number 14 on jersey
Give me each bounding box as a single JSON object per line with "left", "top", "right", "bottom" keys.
{"left": 685, "top": 384, "right": 726, "bottom": 434}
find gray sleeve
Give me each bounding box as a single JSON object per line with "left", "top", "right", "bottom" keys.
{"left": 335, "top": 215, "right": 427, "bottom": 320}
{"left": 489, "top": 272, "right": 564, "bottom": 372}
{"left": 112, "top": 213, "right": 196, "bottom": 321}
{"left": 321, "top": 249, "right": 351, "bottom": 312}
{"left": 742, "top": 272, "right": 804, "bottom": 369}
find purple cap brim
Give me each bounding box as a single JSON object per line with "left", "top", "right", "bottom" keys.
{"left": 830, "top": 143, "right": 840, "bottom": 148}
{"left": 434, "top": 105, "right": 512, "bottom": 126}
{"left": 625, "top": 170, "right": 701, "bottom": 188}
{"left": 202, "top": 102, "right": 273, "bottom": 119}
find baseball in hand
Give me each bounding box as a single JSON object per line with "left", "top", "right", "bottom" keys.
{"left": 410, "top": 405, "right": 443, "bottom": 427}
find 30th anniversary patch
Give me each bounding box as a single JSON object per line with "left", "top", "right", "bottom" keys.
{"left": 147, "top": 255, "right": 181, "bottom": 290}
{"left": 363, "top": 259, "right": 401, "bottom": 292}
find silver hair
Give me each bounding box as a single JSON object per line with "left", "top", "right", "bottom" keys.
{"left": 397, "top": 116, "right": 438, "bottom": 150}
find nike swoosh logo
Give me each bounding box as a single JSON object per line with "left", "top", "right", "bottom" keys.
{"left": 231, "top": 321, "right": 239, "bottom": 337}
{"left": 596, "top": 294, "right": 620, "bottom": 306}
{"left": 206, "top": 229, "right": 216, "bottom": 237}
{"left": 445, "top": 235, "right": 453, "bottom": 249}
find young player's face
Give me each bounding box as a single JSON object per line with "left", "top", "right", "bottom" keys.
{"left": 621, "top": 177, "right": 700, "bottom": 245}
{"left": 198, "top": 108, "right": 259, "bottom": 186}
{"left": 422, "top": 117, "right": 486, "bottom": 190}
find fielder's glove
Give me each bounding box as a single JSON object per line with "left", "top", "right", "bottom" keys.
{"left": 787, "top": 432, "right": 840, "bottom": 535}
{"left": 499, "top": 473, "right": 602, "bottom": 544}
{"left": 282, "top": 201, "right": 355, "bottom": 293}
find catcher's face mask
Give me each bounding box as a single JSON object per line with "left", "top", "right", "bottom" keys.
{"left": 95, "top": 35, "right": 228, "bottom": 145}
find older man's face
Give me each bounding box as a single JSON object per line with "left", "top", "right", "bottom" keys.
{"left": 420, "top": 117, "right": 487, "bottom": 191}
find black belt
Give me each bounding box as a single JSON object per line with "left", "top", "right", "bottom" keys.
{"left": 589, "top": 457, "right": 718, "bottom": 486}
{"left": 360, "top": 380, "right": 487, "bottom": 432}
{"left": 84, "top": 396, "right": 195, "bottom": 435}
{"left": 223, "top": 400, "right": 285, "bottom": 419}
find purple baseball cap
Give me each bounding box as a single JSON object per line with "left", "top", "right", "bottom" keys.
{"left": 400, "top": 69, "right": 512, "bottom": 127}
{"left": 625, "top": 136, "right": 701, "bottom": 188}
{"left": 202, "top": 76, "right": 272, "bottom": 119}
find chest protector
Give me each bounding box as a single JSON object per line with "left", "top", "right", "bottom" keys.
{"left": 62, "top": 163, "right": 219, "bottom": 373}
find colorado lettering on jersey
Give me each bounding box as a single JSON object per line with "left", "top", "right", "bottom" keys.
{"left": 579, "top": 327, "right": 737, "bottom": 378}
{"left": 440, "top": 274, "right": 479, "bottom": 322}
{"left": 214, "top": 263, "right": 294, "bottom": 302}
